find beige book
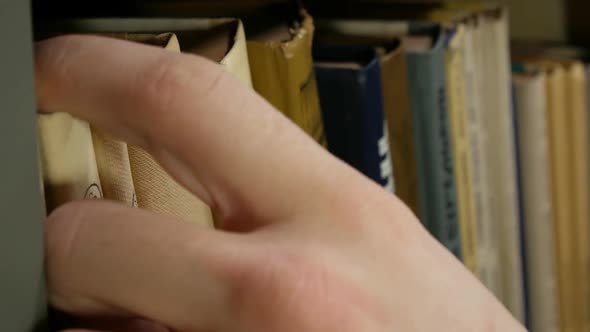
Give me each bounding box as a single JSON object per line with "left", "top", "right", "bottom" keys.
{"left": 564, "top": 61, "right": 590, "bottom": 332}
{"left": 218, "top": 20, "right": 252, "bottom": 86}
{"left": 52, "top": 19, "right": 253, "bottom": 226}
{"left": 125, "top": 34, "right": 213, "bottom": 226}
{"left": 513, "top": 71, "right": 560, "bottom": 332}
{"left": 38, "top": 113, "right": 103, "bottom": 212}
{"left": 543, "top": 63, "right": 577, "bottom": 332}
{"left": 445, "top": 23, "right": 478, "bottom": 276}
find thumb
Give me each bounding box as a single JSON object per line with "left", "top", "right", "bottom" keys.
{"left": 46, "top": 200, "right": 254, "bottom": 332}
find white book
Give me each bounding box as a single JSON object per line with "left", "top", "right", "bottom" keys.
{"left": 465, "top": 13, "right": 502, "bottom": 300}
{"left": 481, "top": 8, "right": 525, "bottom": 322}
{"left": 513, "top": 71, "right": 560, "bottom": 332}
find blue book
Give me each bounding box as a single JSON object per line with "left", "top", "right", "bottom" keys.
{"left": 404, "top": 26, "right": 461, "bottom": 258}
{"left": 314, "top": 46, "right": 394, "bottom": 192}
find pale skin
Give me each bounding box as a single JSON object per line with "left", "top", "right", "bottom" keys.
{"left": 35, "top": 35, "right": 527, "bottom": 332}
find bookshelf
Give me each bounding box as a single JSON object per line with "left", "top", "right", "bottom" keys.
{"left": 0, "top": 0, "right": 47, "bottom": 331}
{"left": 6, "top": 0, "right": 588, "bottom": 331}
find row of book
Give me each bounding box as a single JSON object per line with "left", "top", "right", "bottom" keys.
{"left": 35, "top": 3, "right": 589, "bottom": 332}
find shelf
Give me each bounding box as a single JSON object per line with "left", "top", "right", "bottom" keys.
{"left": 0, "top": 1, "right": 47, "bottom": 331}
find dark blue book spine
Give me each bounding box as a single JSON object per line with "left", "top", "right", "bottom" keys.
{"left": 406, "top": 29, "right": 462, "bottom": 258}
{"left": 314, "top": 49, "right": 394, "bottom": 191}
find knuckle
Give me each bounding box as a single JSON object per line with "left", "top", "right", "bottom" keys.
{"left": 137, "top": 54, "right": 194, "bottom": 114}
{"left": 227, "top": 248, "right": 322, "bottom": 311}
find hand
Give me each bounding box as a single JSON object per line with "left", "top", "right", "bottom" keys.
{"left": 35, "top": 35, "right": 526, "bottom": 332}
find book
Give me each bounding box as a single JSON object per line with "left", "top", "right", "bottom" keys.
{"left": 41, "top": 19, "right": 254, "bottom": 226}
{"left": 543, "top": 62, "right": 577, "bottom": 332}
{"left": 247, "top": 10, "right": 327, "bottom": 147}
{"left": 444, "top": 23, "right": 478, "bottom": 275}
{"left": 512, "top": 70, "right": 560, "bottom": 332}
{"left": 313, "top": 21, "right": 419, "bottom": 215}
{"left": 462, "top": 10, "right": 503, "bottom": 305}
{"left": 91, "top": 128, "right": 137, "bottom": 206}
{"left": 38, "top": 113, "right": 103, "bottom": 212}
{"left": 404, "top": 26, "right": 461, "bottom": 258}
{"left": 481, "top": 8, "right": 525, "bottom": 322}
{"left": 432, "top": 4, "right": 523, "bottom": 311}
{"left": 515, "top": 45, "right": 590, "bottom": 331}
{"left": 314, "top": 18, "right": 463, "bottom": 260}
{"left": 314, "top": 47, "right": 394, "bottom": 192}
{"left": 378, "top": 42, "right": 420, "bottom": 215}
{"left": 563, "top": 61, "right": 590, "bottom": 332}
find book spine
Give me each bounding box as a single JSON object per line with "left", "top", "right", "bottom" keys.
{"left": 361, "top": 60, "right": 395, "bottom": 192}
{"left": 487, "top": 12, "right": 525, "bottom": 322}
{"left": 315, "top": 60, "right": 393, "bottom": 191}
{"left": 545, "top": 65, "right": 576, "bottom": 332}
{"left": 465, "top": 15, "right": 501, "bottom": 297}
{"left": 381, "top": 50, "right": 421, "bottom": 216}
{"left": 565, "top": 63, "right": 590, "bottom": 332}
{"left": 445, "top": 25, "right": 479, "bottom": 275}
{"left": 247, "top": 14, "right": 327, "bottom": 148}
{"left": 407, "top": 36, "right": 461, "bottom": 258}
{"left": 513, "top": 73, "right": 560, "bottom": 332}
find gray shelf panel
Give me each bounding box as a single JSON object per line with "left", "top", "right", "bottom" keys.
{"left": 0, "top": 0, "right": 48, "bottom": 331}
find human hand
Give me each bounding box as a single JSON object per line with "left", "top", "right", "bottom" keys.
{"left": 36, "top": 35, "right": 526, "bottom": 332}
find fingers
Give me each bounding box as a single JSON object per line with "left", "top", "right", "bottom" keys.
{"left": 46, "top": 200, "right": 253, "bottom": 331}
{"left": 35, "top": 35, "right": 376, "bottom": 229}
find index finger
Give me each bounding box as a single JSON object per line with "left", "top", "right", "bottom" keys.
{"left": 34, "top": 35, "right": 381, "bottom": 228}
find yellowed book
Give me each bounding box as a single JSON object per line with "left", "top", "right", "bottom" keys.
{"left": 564, "top": 61, "right": 590, "bottom": 332}
{"left": 444, "top": 23, "right": 478, "bottom": 276}
{"left": 247, "top": 11, "right": 327, "bottom": 147}
{"left": 38, "top": 113, "right": 103, "bottom": 212}
{"left": 379, "top": 44, "right": 421, "bottom": 218}
{"left": 543, "top": 62, "right": 577, "bottom": 332}
{"left": 127, "top": 34, "right": 213, "bottom": 226}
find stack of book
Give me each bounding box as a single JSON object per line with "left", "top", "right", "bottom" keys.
{"left": 36, "top": 2, "right": 590, "bottom": 332}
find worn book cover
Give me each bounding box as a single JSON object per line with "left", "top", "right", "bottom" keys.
{"left": 247, "top": 11, "right": 327, "bottom": 147}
